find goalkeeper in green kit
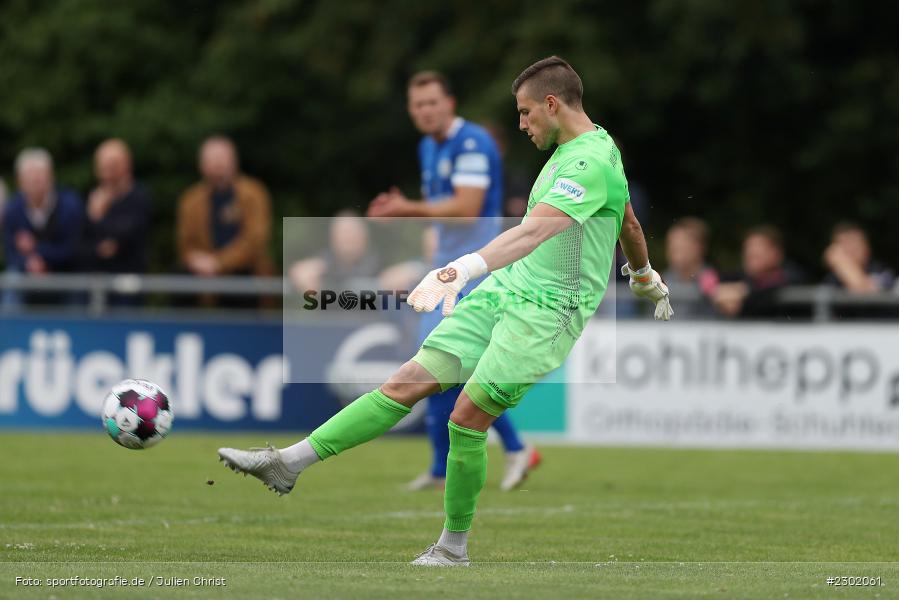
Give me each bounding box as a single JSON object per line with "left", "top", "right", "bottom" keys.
{"left": 218, "top": 56, "right": 673, "bottom": 566}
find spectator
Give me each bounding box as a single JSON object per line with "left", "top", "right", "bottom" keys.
{"left": 0, "top": 176, "right": 6, "bottom": 299}
{"left": 81, "top": 139, "right": 151, "bottom": 275}
{"left": 177, "top": 136, "right": 273, "bottom": 278}
{"left": 663, "top": 217, "right": 718, "bottom": 318}
{"left": 713, "top": 225, "right": 804, "bottom": 318}
{"left": 177, "top": 136, "right": 273, "bottom": 307}
{"left": 289, "top": 210, "right": 381, "bottom": 294}
{"left": 823, "top": 221, "right": 893, "bottom": 292}
{"left": 2, "top": 148, "right": 83, "bottom": 306}
{"left": 0, "top": 176, "right": 7, "bottom": 223}
{"left": 378, "top": 226, "right": 438, "bottom": 292}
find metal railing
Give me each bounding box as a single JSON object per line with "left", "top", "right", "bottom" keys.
{"left": 777, "top": 286, "right": 899, "bottom": 321}
{"left": 1, "top": 272, "right": 898, "bottom": 320}
{"left": 0, "top": 272, "right": 282, "bottom": 315}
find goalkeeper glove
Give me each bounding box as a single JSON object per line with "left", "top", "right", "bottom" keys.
{"left": 621, "top": 262, "right": 674, "bottom": 320}
{"left": 407, "top": 253, "right": 488, "bottom": 316}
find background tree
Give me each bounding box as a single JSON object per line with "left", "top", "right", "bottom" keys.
{"left": 1, "top": 0, "right": 896, "bottom": 274}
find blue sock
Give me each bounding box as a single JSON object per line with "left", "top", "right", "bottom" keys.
{"left": 425, "top": 389, "right": 457, "bottom": 478}
{"left": 492, "top": 412, "right": 525, "bottom": 452}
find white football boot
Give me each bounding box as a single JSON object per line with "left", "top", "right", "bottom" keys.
{"left": 410, "top": 544, "right": 470, "bottom": 567}
{"left": 217, "top": 444, "right": 300, "bottom": 496}
{"left": 500, "top": 444, "right": 541, "bottom": 491}
{"left": 406, "top": 472, "right": 446, "bottom": 491}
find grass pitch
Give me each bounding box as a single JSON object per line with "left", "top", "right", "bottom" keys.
{"left": 1, "top": 432, "right": 897, "bottom": 599}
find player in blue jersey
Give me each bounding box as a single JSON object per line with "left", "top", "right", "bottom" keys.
{"left": 368, "top": 71, "right": 540, "bottom": 491}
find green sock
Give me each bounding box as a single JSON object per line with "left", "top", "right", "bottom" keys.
{"left": 444, "top": 421, "right": 488, "bottom": 532}
{"left": 307, "top": 389, "right": 411, "bottom": 459}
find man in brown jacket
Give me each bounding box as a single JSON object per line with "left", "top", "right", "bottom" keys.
{"left": 177, "top": 136, "right": 272, "bottom": 279}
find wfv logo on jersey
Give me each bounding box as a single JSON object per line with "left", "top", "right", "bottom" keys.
{"left": 552, "top": 178, "right": 586, "bottom": 203}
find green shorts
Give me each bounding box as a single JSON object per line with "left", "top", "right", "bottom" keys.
{"left": 412, "top": 276, "right": 578, "bottom": 417}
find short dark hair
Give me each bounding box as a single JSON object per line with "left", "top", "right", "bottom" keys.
{"left": 832, "top": 220, "right": 866, "bottom": 238}
{"left": 669, "top": 217, "right": 710, "bottom": 249}
{"left": 408, "top": 70, "right": 453, "bottom": 96}
{"left": 745, "top": 225, "right": 783, "bottom": 251}
{"left": 511, "top": 56, "right": 583, "bottom": 108}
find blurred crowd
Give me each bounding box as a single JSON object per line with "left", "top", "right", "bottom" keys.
{"left": 287, "top": 207, "right": 899, "bottom": 321}
{"left": 1, "top": 137, "right": 896, "bottom": 318}
{"left": 1, "top": 136, "right": 273, "bottom": 308}
{"left": 661, "top": 217, "right": 896, "bottom": 319}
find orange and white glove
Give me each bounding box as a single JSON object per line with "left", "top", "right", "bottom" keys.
{"left": 621, "top": 262, "right": 674, "bottom": 320}
{"left": 408, "top": 253, "right": 488, "bottom": 316}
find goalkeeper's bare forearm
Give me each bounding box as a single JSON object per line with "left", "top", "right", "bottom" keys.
{"left": 476, "top": 203, "right": 574, "bottom": 271}
{"left": 618, "top": 202, "right": 649, "bottom": 269}
{"left": 616, "top": 203, "right": 674, "bottom": 320}
{"left": 406, "top": 203, "right": 574, "bottom": 314}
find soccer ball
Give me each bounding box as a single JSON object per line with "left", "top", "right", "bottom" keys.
{"left": 102, "top": 379, "right": 173, "bottom": 450}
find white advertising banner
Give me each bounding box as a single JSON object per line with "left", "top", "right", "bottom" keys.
{"left": 567, "top": 322, "right": 899, "bottom": 450}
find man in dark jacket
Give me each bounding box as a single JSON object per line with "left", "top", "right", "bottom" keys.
{"left": 81, "top": 139, "right": 151, "bottom": 274}
{"left": 3, "top": 148, "right": 83, "bottom": 306}
{"left": 79, "top": 139, "right": 152, "bottom": 307}
{"left": 713, "top": 225, "right": 805, "bottom": 319}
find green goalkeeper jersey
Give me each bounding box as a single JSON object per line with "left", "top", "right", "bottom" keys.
{"left": 491, "top": 125, "right": 628, "bottom": 336}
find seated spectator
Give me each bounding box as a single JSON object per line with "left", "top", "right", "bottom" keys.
{"left": 289, "top": 210, "right": 381, "bottom": 294}
{"left": 823, "top": 221, "right": 893, "bottom": 292}
{"left": 177, "top": 136, "right": 273, "bottom": 307}
{"left": 663, "top": 217, "right": 718, "bottom": 318}
{"left": 0, "top": 176, "right": 7, "bottom": 222}
{"left": 1, "top": 176, "right": 7, "bottom": 306}
{"left": 378, "top": 226, "right": 437, "bottom": 292}
{"left": 713, "top": 225, "right": 804, "bottom": 319}
{"left": 81, "top": 139, "right": 151, "bottom": 275}
{"left": 177, "top": 136, "right": 272, "bottom": 277}
{"left": 2, "top": 148, "right": 83, "bottom": 306}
